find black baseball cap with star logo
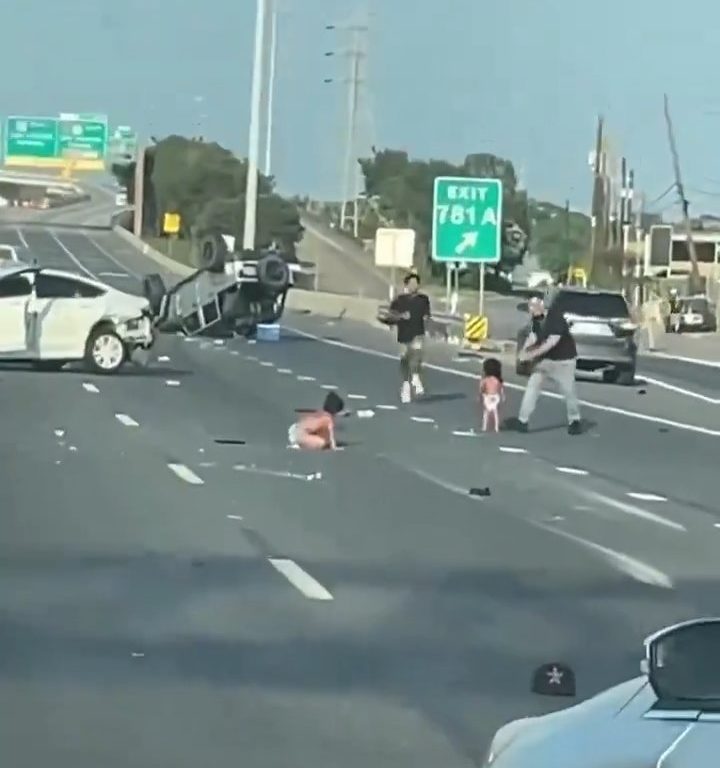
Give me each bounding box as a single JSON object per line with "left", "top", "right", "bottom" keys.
{"left": 531, "top": 662, "right": 576, "bottom": 696}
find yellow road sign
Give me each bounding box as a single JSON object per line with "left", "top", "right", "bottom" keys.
{"left": 163, "top": 212, "right": 181, "bottom": 235}
{"left": 464, "top": 313, "right": 488, "bottom": 342}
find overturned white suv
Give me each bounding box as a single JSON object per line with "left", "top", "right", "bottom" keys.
{"left": 0, "top": 263, "right": 154, "bottom": 373}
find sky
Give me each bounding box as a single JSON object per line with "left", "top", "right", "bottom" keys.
{"left": 3, "top": 0, "right": 720, "bottom": 217}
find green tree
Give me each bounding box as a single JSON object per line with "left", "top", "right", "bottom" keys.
{"left": 110, "top": 135, "right": 302, "bottom": 254}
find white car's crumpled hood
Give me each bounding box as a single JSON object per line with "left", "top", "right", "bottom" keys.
{"left": 102, "top": 288, "right": 151, "bottom": 319}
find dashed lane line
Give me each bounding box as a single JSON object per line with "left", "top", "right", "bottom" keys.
{"left": 376, "top": 404, "right": 398, "bottom": 410}
{"left": 82, "top": 382, "right": 99, "bottom": 393}
{"left": 167, "top": 463, "right": 204, "bottom": 485}
{"left": 584, "top": 491, "right": 685, "bottom": 532}
{"left": 115, "top": 413, "right": 139, "bottom": 427}
{"left": 555, "top": 466, "right": 589, "bottom": 476}
{"left": 297, "top": 375, "right": 316, "bottom": 381}
{"left": 498, "top": 446, "right": 527, "bottom": 454}
{"left": 165, "top": 380, "right": 181, "bottom": 387}
{"left": 268, "top": 558, "right": 334, "bottom": 601}
{"left": 321, "top": 384, "right": 338, "bottom": 390}
{"left": 627, "top": 492, "right": 668, "bottom": 502}
{"left": 158, "top": 355, "right": 170, "bottom": 362}
{"left": 277, "top": 368, "right": 293, "bottom": 374}
{"left": 347, "top": 394, "right": 367, "bottom": 400}
{"left": 410, "top": 416, "right": 435, "bottom": 424}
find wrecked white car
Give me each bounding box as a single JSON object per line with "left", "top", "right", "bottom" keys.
{"left": 0, "top": 264, "right": 154, "bottom": 373}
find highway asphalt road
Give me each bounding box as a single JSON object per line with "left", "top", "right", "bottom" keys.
{"left": 2, "top": 224, "right": 720, "bottom": 767}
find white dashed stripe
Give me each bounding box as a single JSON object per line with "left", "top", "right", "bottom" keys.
{"left": 555, "top": 466, "right": 589, "bottom": 476}
{"left": 321, "top": 384, "right": 338, "bottom": 390}
{"left": 627, "top": 492, "right": 667, "bottom": 502}
{"left": 277, "top": 368, "right": 293, "bottom": 374}
{"left": 167, "top": 463, "right": 204, "bottom": 485}
{"left": 411, "top": 416, "right": 435, "bottom": 424}
{"left": 82, "top": 382, "right": 99, "bottom": 393}
{"left": 115, "top": 413, "right": 139, "bottom": 427}
{"left": 376, "top": 404, "right": 398, "bottom": 410}
{"left": 268, "top": 558, "right": 333, "bottom": 601}
{"left": 260, "top": 361, "right": 274, "bottom": 367}
{"left": 158, "top": 355, "right": 170, "bottom": 362}
{"left": 452, "top": 429, "right": 476, "bottom": 437}
{"left": 347, "top": 394, "right": 367, "bottom": 400}
{"left": 165, "top": 380, "right": 181, "bottom": 387}
{"left": 297, "top": 375, "right": 316, "bottom": 381}
{"left": 499, "top": 446, "right": 527, "bottom": 454}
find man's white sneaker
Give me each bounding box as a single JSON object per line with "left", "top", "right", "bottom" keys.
{"left": 411, "top": 375, "right": 424, "bottom": 396}
{"left": 400, "top": 382, "right": 412, "bottom": 403}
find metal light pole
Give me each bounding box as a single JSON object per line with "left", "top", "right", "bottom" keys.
{"left": 264, "top": 3, "right": 278, "bottom": 177}
{"left": 243, "top": 0, "right": 267, "bottom": 251}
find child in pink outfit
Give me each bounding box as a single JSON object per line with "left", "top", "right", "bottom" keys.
{"left": 479, "top": 357, "right": 505, "bottom": 432}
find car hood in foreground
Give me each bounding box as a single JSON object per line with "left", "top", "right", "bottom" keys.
{"left": 491, "top": 676, "right": 720, "bottom": 767}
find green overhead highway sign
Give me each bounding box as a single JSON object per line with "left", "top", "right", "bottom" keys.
{"left": 431, "top": 176, "right": 503, "bottom": 263}
{"left": 4, "top": 117, "right": 58, "bottom": 163}
{"left": 3, "top": 113, "right": 108, "bottom": 170}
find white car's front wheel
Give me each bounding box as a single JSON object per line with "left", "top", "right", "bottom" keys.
{"left": 84, "top": 326, "right": 127, "bottom": 374}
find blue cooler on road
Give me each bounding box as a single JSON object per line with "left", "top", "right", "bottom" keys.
{"left": 256, "top": 323, "right": 280, "bottom": 342}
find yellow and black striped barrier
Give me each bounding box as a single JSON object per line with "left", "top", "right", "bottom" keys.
{"left": 463, "top": 313, "right": 488, "bottom": 344}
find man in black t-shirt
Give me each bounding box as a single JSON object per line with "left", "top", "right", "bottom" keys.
{"left": 515, "top": 296, "right": 582, "bottom": 435}
{"left": 389, "top": 271, "right": 431, "bottom": 403}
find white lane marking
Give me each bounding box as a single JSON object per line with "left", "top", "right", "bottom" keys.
{"left": 246, "top": 355, "right": 259, "bottom": 361}
{"left": 277, "top": 368, "right": 293, "bottom": 374}
{"left": 68, "top": 445, "right": 78, "bottom": 452}
{"left": 585, "top": 491, "right": 685, "bottom": 532}
{"left": 297, "top": 375, "right": 316, "bottom": 381}
{"left": 357, "top": 409, "right": 375, "bottom": 418}
{"left": 555, "top": 466, "right": 589, "bottom": 476}
{"left": 452, "top": 429, "right": 477, "bottom": 437}
{"left": 227, "top": 514, "right": 243, "bottom": 521}
{"left": 347, "top": 393, "right": 367, "bottom": 400}
{"left": 627, "top": 492, "right": 668, "bottom": 502}
{"left": 499, "top": 446, "right": 528, "bottom": 454}
{"left": 230, "top": 350, "right": 240, "bottom": 356}
{"left": 536, "top": 523, "right": 673, "bottom": 589}
{"left": 247, "top": 339, "right": 257, "bottom": 345}
{"left": 165, "top": 380, "right": 181, "bottom": 387}
{"left": 54, "top": 429, "right": 65, "bottom": 437}
{"left": 98, "top": 271, "right": 130, "bottom": 278}
{"left": 640, "top": 375, "right": 720, "bottom": 404}
{"left": 115, "top": 413, "right": 139, "bottom": 427}
{"left": 167, "top": 463, "right": 204, "bottom": 485}
{"left": 714, "top": 523, "right": 720, "bottom": 529}
{"left": 646, "top": 352, "right": 720, "bottom": 368}
{"left": 268, "top": 558, "right": 334, "bottom": 601}
{"left": 49, "top": 232, "right": 97, "bottom": 278}
{"left": 86, "top": 235, "right": 140, "bottom": 278}
{"left": 15, "top": 227, "right": 28, "bottom": 248}
{"left": 214, "top": 339, "right": 224, "bottom": 346}
{"left": 260, "top": 361, "right": 274, "bottom": 367}
{"left": 287, "top": 327, "right": 720, "bottom": 438}
{"left": 82, "top": 382, "right": 99, "bottom": 393}
{"left": 411, "top": 416, "right": 435, "bottom": 423}
{"left": 321, "top": 384, "right": 338, "bottom": 390}
{"left": 376, "top": 404, "right": 398, "bottom": 410}
{"left": 131, "top": 652, "right": 145, "bottom": 658}
{"left": 157, "top": 355, "right": 170, "bottom": 362}
{"left": 233, "top": 464, "right": 321, "bottom": 482}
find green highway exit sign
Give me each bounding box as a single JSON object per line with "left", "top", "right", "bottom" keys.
{"left": 431, "top": 176, "right": 503, "bottom": 263}
{"left": 4, "top": 116, "right": 58, "bottom": 160}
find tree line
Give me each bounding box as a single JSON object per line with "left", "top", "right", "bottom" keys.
{"left": 111, "top": 135, "right": 304, "bottom": 258}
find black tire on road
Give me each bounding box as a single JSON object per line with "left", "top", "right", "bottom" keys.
{"left": 84, "top": 325, "right": 126, "bottom": 375}
{"left": 195, "top": 233, "right": 228, "bottom": 273}
{"left": 142, "top": 273, "right": 166, "bottom": 316}
{"left": 257, "top": 254, "right": 290, "bottom": 292}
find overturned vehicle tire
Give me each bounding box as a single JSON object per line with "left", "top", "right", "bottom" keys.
{"left": 194, "top": 232, "right": 229, "bottom": 273}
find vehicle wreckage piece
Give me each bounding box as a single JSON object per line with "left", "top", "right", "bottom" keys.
{"left": 142, "top": 232, "right": 293, "bottom": 337}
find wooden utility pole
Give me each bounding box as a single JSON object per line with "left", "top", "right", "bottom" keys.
{"left": 663, "top": 93, "right": 701, "bottom": 293}
{"left": 588, "top": 115, "right": 605, "bottom": 276}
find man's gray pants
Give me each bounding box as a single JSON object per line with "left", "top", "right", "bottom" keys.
{"left": 518, "top": 358, "right": 581, "bottom": 424}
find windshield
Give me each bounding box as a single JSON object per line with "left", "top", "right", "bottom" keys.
{"left": 651, "top": 623, "right": 720, "bottom": 702}
{"left": 552, "top": 291, "right": 629, "bottom": 319}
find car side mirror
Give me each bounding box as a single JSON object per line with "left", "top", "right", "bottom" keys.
{"left": 516, "top": 301, "right": 529, "bottom": 312}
